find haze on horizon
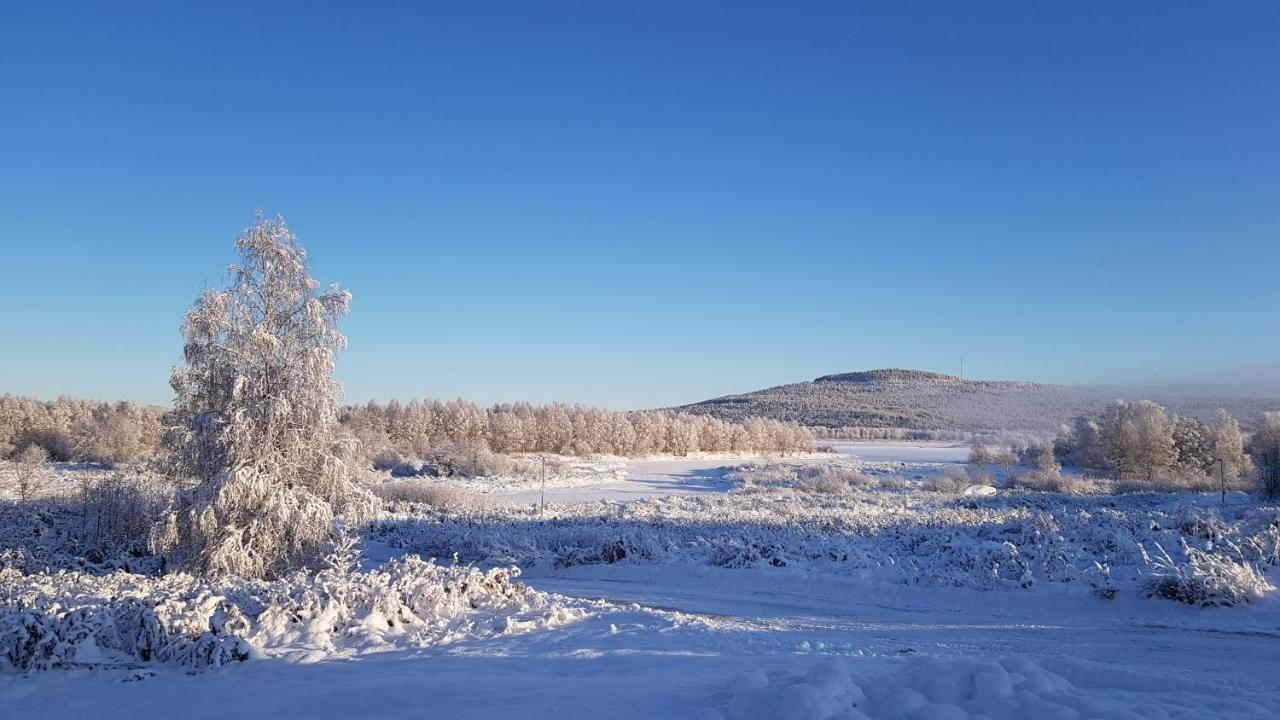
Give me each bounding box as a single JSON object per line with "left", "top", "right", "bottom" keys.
{"left": 2, "top": 3, "right": 1278, "bottom": 409}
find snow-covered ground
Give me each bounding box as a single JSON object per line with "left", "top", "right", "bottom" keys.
{"left": 4, "top": 443, "right": 1278, "bottom": 719}
{"left": 445, "top": 442, "right": 971, "bottom": 505}
{"left": 5, "top": 564, "right": 1276, "bottom": 719}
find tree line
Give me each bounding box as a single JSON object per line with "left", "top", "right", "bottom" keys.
{"left": 968, "top": 399, "right": 1280, "bottom": 496}
{"left": 0, "top": 393, "right": 814, "bottom": 470}
{"left": 1054, "top": 401, "right": 1252, "bottom": 481}
{"left": 343, "top": 400, "right": 813, "bottom": 461}
{"left": 0, "top": 396, "right": 161, "bottom": 465}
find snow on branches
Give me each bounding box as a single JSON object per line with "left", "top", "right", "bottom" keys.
{"left": 153, "top": 213, "right": 377, "bottom": 578}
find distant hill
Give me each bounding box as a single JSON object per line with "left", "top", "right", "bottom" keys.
{"left": 678, "top": 369, "right": 1280, "bottom": 434}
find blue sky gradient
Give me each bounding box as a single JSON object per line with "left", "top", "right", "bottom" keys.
{"left": 2, "top": 2, "right": 1278, "bottom": 408}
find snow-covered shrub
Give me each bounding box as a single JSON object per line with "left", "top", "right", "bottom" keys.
{"left": 1141, "top": 541, "right": 1274, "bottom": 607}
{"left": 922, "top": 467, "right": 972, "bottom": 493}
{"left": 0, "top": 546, "right": 580, "bottom": 673}
{"left": 79, "top": 470, "right": 170, "bottom": 556}
{"left": 153, "top": 214, "right": 378, "bottom": 578}
{"left": 370, "top": 480, "right": 480, "bottom": 510}
{"left": 0, "top": 468, "right": 170, "bottom": 574}
{"left": 794, "top": 466, "right": 876, "bottom": 495}
{"left": 420, "top": 440, "right": 512, "bottom": 478}
{"left": 375, "top": 488, "right": 1280, "bottom": 600}
{"left": 1008, "top": 471, "right": 1093, "bottom": 494}
{"left": 733, "top": 464, "right": 873, "bottom": 495}
{"left": 1236, "top": 508, "right": 1280, "bottom": 567}
{"left": 372, "top": 451, "right": 422, "bottom": 478}
{"left": 9, "top": 445, "right": 48, "bottom": 501}
{"left": 1115, "top": 470, "right": 1235, "bottom": 494}
{"left": 732, "top": 464, "right": 798, "bottom": 492}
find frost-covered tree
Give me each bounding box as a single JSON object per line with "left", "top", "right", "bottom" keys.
{"left": 1095, "top": 400, "right": 1175, "bottom": 480}
{"left": 1034, "top": 444, "right": 1061, "bottom": 479}
{"left": 1249, "top": 413, "right": 1280, "bottom": 498}
{"left": 1211, "top": 409, "right": 1252, "bottom": 481}
{"left": 14, "top": 444, "right": 48, "bottom": 501}
{"left": 1171, "top": 415, "right": 1214, "bottom": 473}
{"left": 73, "top": 401, "right": 159, "bottom": 466}
{"left": 152, "top": 213, "right": 377, "bottom": 578}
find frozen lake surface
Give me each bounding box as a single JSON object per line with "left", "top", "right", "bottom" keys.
{"left": 493, "top": 442, "right": 969, "bottom": 505}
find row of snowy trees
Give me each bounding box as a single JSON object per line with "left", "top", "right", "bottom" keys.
{"left": 0, "top": 396, "right": 161, "bottom": 465}
{"left": 1053, "top": 401, "right": 1252, "bottom": 482}
{"left": 0, "top": 393, "right": 812, "bottom": 469}
{"left": 343, "top": 400, "right": 813, "bottom": 459}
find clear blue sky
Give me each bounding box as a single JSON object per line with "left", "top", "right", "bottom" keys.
{"left": 1, "top": 2, "right": 1277, "bottom": 409}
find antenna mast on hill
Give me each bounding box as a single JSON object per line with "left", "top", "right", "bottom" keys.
{"left": 960, "top": 355, "right": 964, "bottom": 379}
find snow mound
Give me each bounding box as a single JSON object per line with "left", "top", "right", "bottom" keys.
{"left": 0, "top": 553, "right": 587, "bottom": 673}
{"left": 702, "top": 655, "right": 1277, "bottom": 720}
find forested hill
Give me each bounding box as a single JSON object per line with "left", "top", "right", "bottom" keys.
{"left": 677, "top": 369, "right": 1280, "bottom": 434}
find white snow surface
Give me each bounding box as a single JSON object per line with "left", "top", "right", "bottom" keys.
{"left": 445, "top": 442, "right": 970, "bottom": 505}
{"left": 4, "top": 565, "right": 1277, "bottom": 719}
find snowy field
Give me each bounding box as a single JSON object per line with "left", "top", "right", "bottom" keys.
{"left": 6, "top": 565, "right": 1278, "bottom": 720}
{"left": 4, "top": 442, "right": 1279, "bottom": 719}
{"left": 448, "top": 442, "right": 971, "bottom": 505}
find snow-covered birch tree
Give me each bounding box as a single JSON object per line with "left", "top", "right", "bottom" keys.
{"left": 152, "top": 213, "right": 377, "bottom": 578}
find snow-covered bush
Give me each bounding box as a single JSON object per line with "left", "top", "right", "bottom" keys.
{"left": 733, "top": 464, "right": 798, "bottom": 491}
{"left": 794, "top": 466, "right": 876, "bottom": 495}
{"left": 1141, "top": 541, "right": 1274, "bottom": 607}
{"left": 1008, "top": 471, "right": 1093, "bottom": 494}
{"left": 0, "top": 545, "right": 581, "bottom": 673}
{"left": 374, "top": 489, "right": 1280, "bottom": 600}
{"left": 372, "top": 452, "right": 422, "bottom": 478}
{"left": 922, "top": 467, "right": 973, "bottom": 493}
{"left": 1114, "top": 468, "right": 1253, "bottom": 494}
{"left": 0, "top": 468, "right": 170, "bottom": 574}
{"left": 370, "top": 480, "right": 481, "bottom": 510}
{"left": 733, "top": 464, "right": 875, "bottom": 495}
{"left": 79, "top": 470, "right": 170, "bottom": 556}
{"left": 11, "top": 445, "right": 48, "bottom": 501}
{"left": 153, "top": 213, "right": 378, "bottom": 578}
{"left": 420, "top": 440, "right": 513, "bottom": 478}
